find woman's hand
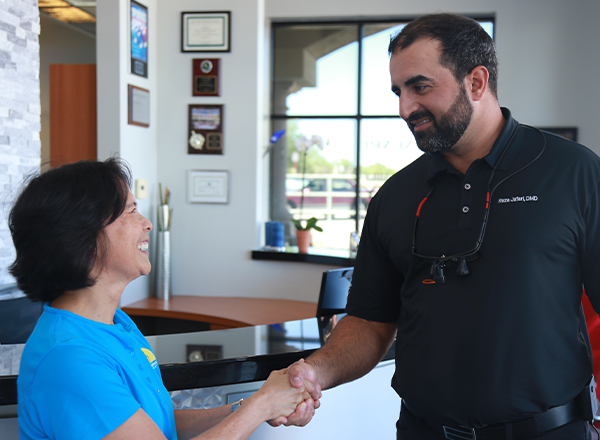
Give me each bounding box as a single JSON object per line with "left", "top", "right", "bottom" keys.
{"left": 247, "top": 369, "right": 308, "bottom": 423}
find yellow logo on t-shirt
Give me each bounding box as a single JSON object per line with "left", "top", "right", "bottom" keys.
{"left": 141, "top": 348, "right": 156, "bottom": 363}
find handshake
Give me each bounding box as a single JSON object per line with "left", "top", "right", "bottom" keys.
{"left": 255, "top": 359, "right": 321, "bottom": 427}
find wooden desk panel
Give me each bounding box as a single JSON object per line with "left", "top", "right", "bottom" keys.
{"left": 121, "top": 296, "right": 317, "bottom": 330}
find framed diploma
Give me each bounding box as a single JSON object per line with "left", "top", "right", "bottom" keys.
{"left": 193, "top": 58, "right": 220, "bottom": 96}
{"left": 130, "top": 1, "right": 148, "bottom": 77}
{"left": 188, "top": 104, "right": 223, "bottom": 155}
{"left": 181, "top": 11, "right": 231, "bottom": 52}
{"left": 187, "top": 170, "right": 229, "bottom": 204}
{"left": 128, "top": 85, "right": 150, "bottom": 127}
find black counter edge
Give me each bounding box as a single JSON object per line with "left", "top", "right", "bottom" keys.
{"left": 1, "top": 343, "right": 395, "bottom": 406}
{"left": 251, "top": 250, "right": 355, "bottom": 266}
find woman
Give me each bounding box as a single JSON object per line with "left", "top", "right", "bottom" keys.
{"left": 10, "top": 158, "right": 310, "bottom": 440}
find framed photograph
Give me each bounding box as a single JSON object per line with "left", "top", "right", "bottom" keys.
{"left": 181, "top": 11, "right": 231, "bottom": 52}
{"left": 540, "top": 127, "right": 578, "bottom": 142}
{"left": 128, "top": 84, "right": 150, "bottom": 127}
{"left": 188, "top": 104, "right": 223, "bottom": 154}
{"left": 188, "top": 170, "right": 228, "bottom": 204}
{"left": 193, "top": 58, "right": 220, "bottom": 96}
{"left": 130, "top": 1, "right": 148, "bottom": 77}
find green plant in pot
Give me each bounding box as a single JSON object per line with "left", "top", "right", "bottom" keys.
{"left": 293, "top": 217, "right": 322, "bottom": 254}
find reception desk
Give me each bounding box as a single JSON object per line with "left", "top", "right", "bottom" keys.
{"left": 121, "top": 295, "right": 318, "bottom": 331}
{"left": 0, "top": 313, "right": 398, "bottom": 439}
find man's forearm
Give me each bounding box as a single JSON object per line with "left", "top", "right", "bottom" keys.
{"left": 306, "top": 315, "right": 396, "bottom": 390}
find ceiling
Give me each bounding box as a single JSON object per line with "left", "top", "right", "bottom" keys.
{"left": 39, "top": 0, "right": 96, "bottom": 36}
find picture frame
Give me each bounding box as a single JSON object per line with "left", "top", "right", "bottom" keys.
{"left": 188, "top": 104, "right": 223, "bottom": 154}
{"left": 188, "top": 170, "right": 229, "bottom": 204}
{"left": 127, "top": 84, "right": 150, "bottom": 127}
{"left": 130, "top": 1, "right": 148, "bottom": 77}
{"left": 181, "top": 11, "right": 231, "bottom": 52}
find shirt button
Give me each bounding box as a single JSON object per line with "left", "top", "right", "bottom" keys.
{"left": 462, "top": 206, "right": 469, "bottom": 213}
{"left": 130, "top": 351, "right": 135, "bottom": 357}
{"left": 464, "top": 183, "right": 471, "bottom": 190}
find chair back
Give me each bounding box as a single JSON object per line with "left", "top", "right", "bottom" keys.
{"left": 316, "top": 267, "right": 353, "bottom": 317}
{"left": 0, "top": 286, "right": 43, "bottom": 344}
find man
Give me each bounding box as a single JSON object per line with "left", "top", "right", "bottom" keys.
{"left": 283, "top": 13, "right": 600, "bottom": 440}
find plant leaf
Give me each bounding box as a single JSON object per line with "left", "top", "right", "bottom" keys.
{"left": 306, "top": 217, "right": 318, "bottom": 229}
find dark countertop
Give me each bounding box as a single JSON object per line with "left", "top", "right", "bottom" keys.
{"left": 0, "top": 315, "right": 394, "bottom": 406}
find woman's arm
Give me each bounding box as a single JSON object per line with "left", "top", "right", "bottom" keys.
{"left": 174, "top": 407, "right": 233, "bottom": 440}
{"left": 103, "top": 370, "right": 307, "bottom": 440}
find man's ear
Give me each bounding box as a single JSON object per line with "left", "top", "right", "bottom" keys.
{"left": 467, "top": 65, "right": 489, "bottom": 101}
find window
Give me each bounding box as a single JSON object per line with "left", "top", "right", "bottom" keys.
{"left": 270, "top": 18, "right": 494, "bottom": 252}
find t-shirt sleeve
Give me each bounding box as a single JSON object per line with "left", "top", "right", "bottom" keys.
{"left": 26, "top": 344, "right": 141, "bottom": 440}
{"left": 345, "top": 196, "right": 403, "bottom": 323}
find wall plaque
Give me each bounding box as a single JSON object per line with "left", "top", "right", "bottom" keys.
{"left": 193, "top": 58, "right": 220, "bottom": 96}
{"left": 188, "top": 104, "right": 223, "bottom": 155}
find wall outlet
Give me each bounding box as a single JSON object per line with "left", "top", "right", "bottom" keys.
{"left": 135, "top": 179, "right": 148, "bottom": 199}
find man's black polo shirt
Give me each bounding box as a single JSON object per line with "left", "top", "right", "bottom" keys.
{"left": 346, "top": 108, "right": 600, "bottom": 427}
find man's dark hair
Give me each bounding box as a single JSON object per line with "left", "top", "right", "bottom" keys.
{"left": 9, "top": 158, "right": 133, "bottom": 302}
{"left": 389, "top": 13, "right": 498, "bottom": 97}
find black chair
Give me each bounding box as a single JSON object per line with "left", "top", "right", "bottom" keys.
{"left": 0, "top": 285, "right": 43, "bottom": 344}
{"left": 316, "top": 267, "right": 353, "bottom": 344}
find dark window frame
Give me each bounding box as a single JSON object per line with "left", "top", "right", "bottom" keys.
{"left": 269, "top": 15, "right": 495, "bottom": 247}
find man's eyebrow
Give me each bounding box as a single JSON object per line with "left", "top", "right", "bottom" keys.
{"left": 404, "top": 74, "right": 433, "bottom": 87}
{"left": 391, "top": 74, "right": 434, "bottom": 96}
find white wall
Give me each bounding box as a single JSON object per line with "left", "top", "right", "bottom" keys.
{"left": 150, "top": 0, "right": 334, "bottom": 305}
{"left": 97, "top": 0, "right": 159, "bottom": 305}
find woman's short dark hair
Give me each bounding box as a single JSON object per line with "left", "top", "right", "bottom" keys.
{"left": 389, "top": 13, "right": 498, "bottom": 97}
{"left": 8, "top": 158, "right": 133, "bottom": 302}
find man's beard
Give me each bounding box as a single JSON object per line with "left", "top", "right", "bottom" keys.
{"left": 406, "top": 85, "right": 473, "bottom": 154}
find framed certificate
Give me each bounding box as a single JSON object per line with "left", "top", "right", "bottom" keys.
{"left": 181, "top": 11, "right": 231, "bottom": 52}
{"left": 128, "top": 84, "right": 150, "bottom": 127}
{"left": 188, "top": 170, "right": 229, "bottom": 204}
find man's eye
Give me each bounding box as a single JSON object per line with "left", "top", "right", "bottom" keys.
{"left": 414, "top": 85, "right": 427, "bottom": 92}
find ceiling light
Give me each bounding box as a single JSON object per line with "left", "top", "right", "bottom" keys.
{"left": 40, "top": 6, "right": 96, "bottom": 23}
{"left": 38, "top": 0, "right": 71, "bottom": 7}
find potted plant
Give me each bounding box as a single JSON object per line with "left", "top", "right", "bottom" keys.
{"left": 293, "top": 217, "right": 323, "bottom": 253}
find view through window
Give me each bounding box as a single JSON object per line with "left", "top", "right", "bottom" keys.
{"left": 270, "top": 19, "right": 494, "bottom": 252}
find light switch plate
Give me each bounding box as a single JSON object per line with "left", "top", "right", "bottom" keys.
{"left": 135, "top": 179, "right": 148, "bottom": 199}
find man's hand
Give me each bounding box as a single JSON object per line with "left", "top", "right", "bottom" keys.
{"left": 288, "top": 359, "right": 321, "bottom": 404}
{"left": 267, "top": 359, "right": 321, "bottom": 427}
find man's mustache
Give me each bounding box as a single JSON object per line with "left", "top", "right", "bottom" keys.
{"left": 405, "top": 111, "right": 435, "bottom": 126}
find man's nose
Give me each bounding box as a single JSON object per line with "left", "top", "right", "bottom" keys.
{"left": 399, "top": 94, "right": 419, "bottom": 120}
